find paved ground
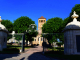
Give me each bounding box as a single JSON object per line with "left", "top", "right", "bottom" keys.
{"left": 0, "top": 46, "right": 63, "bottom": 60}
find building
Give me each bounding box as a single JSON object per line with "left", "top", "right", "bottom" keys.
{"left": 32, "top": 16, "right": 49, "bottom": 46}
{"left": 0, "top": 16, "right": 8, "bottom": 51}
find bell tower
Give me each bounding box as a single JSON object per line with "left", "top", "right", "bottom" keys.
{"left": 38, "top": 16, "right": 46, "bottom": 34}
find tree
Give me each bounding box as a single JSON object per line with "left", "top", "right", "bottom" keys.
{"left": 1, "top": 19, "right": 13, "bottom": 33}
{"left": 69, "top": 4, "right": 80, "bottom": 22}
{"left": 42, "top": 17, "right": 63, "bottom": 33}
{"left": 1, "top": 20, "right": 13, "bottom": 41}
{"left": 13, "top": 16, "right": 35, "bottom": 33}
{"left": 63, "top": 4, "right": 80, "bottom": 27}
{"left": 7, "top": 34, "right": 12, "bottom": 41}
{"left": 13, "top": 16, "right": 38, "bottom": 46}
{"left": 42, "top": 17, "right": 63, "bottom": 47}
{"left": 14, "top": 35, "right": 22, "bottom": 43}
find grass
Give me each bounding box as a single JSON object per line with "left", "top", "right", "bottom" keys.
{"left": 0, "top": 44, "right": 32, "bottom": 54}
{"left": 44, "top": 47, "right": 80, "bottom": 60}
{"left": 7, "top": 45, "right": 31, "bottom": 49}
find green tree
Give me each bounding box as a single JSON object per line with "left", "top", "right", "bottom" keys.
{"left": 63, "top": 4, "right": 80, "bottom": 27}
{"left": 69, "top": 4, "right": 80, "bottom": 22}
{"left": 13, "top": 16, "right": 35, "bottom": 33}
{"left": 13, "top": 16, "right": 38, "bottom": 45}
{"left": 42, "top": 17, "right": 63, "bottom": 47}
{"left": 7, "top": 34, "right": 12, "bottom": 41}
{"left": 14, "top": 35, "right": 22, "bottom": 43}
{"left": 1, "top": 20, "right": 13, "bottom": 41}
{"left": 1, "top": 19, "right": 13, "bottom": 33}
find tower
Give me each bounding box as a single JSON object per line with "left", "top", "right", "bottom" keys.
{"left": 32, "top": 16, "right": 47, "bottom": 46}
{"left": 38, "top": 16, "right": 46, "bottom": 34}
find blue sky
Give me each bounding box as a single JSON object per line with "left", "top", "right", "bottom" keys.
{"left": 0, "top": 0, "right": 80, "bottom": 31}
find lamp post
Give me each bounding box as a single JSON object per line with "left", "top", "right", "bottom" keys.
{"left": 22, "top": 33, "right": 25, "bottom": 52}
{"left": 10, "top": 24, "right": 37, "bottom": 53}
{"left": 28, "top": 24, "right": 36, "bottom": 46}
{"left": 22, "top": 24, "right": 35, "bottom": 52}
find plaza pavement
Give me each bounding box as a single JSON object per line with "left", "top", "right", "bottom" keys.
{"left": 0, "top": 46, "right": 67, "bottom": 60}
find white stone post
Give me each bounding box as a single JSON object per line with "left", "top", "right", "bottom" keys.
{"left": 12, "top": 31, "right": 15, "bottom": 43}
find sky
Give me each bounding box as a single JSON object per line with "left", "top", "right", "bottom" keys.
{"left": 0, "top": 0, "right": 80, "bottom": 31}
{"left": 0, "top": 0, "right": 80, "bottom": 42}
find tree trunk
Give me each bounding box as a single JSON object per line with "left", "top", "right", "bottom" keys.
{"left": 26, "top": 40, "right": 28, "bottom": 46}
{"left": 31, "top": 41, "right": 32, "bottom": 46}
{"left": 49, "top": 42, "right": 51, "bottom": 48}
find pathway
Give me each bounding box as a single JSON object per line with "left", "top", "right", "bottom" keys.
{"left": 0, "top": 46, "right": 64, "bottom": 60}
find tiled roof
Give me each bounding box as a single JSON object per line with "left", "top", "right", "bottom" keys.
{"left": 39, "top": 16, "right": 46, "bottom": 19}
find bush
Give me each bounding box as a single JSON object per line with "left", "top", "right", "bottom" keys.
{"left": 16, "top": 42, "right": 18, "bottom": 43}
{"left": 55, "top": 47, "right": 64, "bottom": 51}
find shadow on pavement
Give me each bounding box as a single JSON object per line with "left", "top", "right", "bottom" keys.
{"left": 27, "top": 51, "right": 69, "bottom": 60}
{"left": 20, "top": 57, "right": 25, "bottom": 60}
{"left": 27, "top": 51, "right": 50, "bottom": 60}
{"left": 0, "top": 53, "right": 20, "bottom": 60}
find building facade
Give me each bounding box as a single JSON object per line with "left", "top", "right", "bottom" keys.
{"left": 32, "top": 16, "right": 49, "bottom": 46}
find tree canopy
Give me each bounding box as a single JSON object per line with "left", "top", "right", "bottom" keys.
{"left": 1, "top": 19, "right": 13, "bottom": 33}
{"left": 42, "top": 17, "right": 64, "bottom": 45}
{"left": 13, "top": 16, "right": 38, "bottom": 43}
{"left": 13, "top": 16, "right": 35, "bottom": 33}
{"left": 42, "top": 17, "right": 63, "bottom": 33}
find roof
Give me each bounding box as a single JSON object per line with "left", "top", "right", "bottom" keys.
{"left": 0, "top": 16, "right": 8, "bottom": 32}
{"left": 38, "top": 16, "right": 46, "bottom": 19}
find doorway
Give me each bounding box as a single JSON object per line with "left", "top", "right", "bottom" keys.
{"left": 76, "top": 35, "right": 80, "bottom": 52}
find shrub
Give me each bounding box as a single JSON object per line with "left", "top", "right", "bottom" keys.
{"left": 55, "top": 47, "right": 64, "bottom": 51}
{"left": 16, "top": 42, "right": 18, "bottom": 43}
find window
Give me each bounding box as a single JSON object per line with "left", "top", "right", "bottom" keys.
{"left": 38, "top": 37, "right": 39, "bottom": 41}
{"left": 35, "top": 39, "right": 36, "bottom": 41}
{"left": 44, "top": 20, "right": 45, "bottom": 22}
{"left": 41, "top": 37, "right": 43, "bottom": 41}
{"left": 41, "top": 20, "right": 43, "bottom": 22}
{"left": 39, "top": 20, "right": 40, "bottom": 22}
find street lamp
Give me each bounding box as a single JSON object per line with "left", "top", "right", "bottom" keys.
{"left": 22, "top": 24, "right": 36, "bottom": 52}
{"left": 29, "top": 24, "right": 36, "bottom": 30}
{"left": 28, "top": 24, "right": 36, "bottom": 45}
